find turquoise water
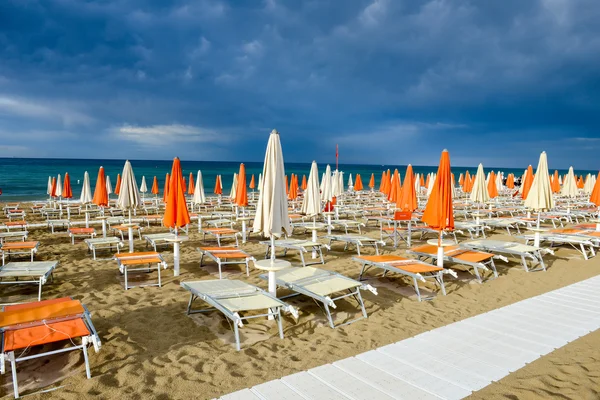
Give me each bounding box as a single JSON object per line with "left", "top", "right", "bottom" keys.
{"left": 0, "top": 158, "right": 593, "bottom": 201}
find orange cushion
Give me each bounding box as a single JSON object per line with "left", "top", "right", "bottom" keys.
{"left": 4, "top": 319, "right": 90, "bottom": 351}
{"left": 0, "top": 300, "right": 84, "bottom": 328}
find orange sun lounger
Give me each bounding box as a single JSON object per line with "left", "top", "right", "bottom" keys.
{"left": 114, "top": 252, "right": 167, "bottom": 290}
{"left": 408, "top": 244, "right": 502, "bottom": 282}
{"left": 0, "top": 297, "right": 101, "bottom": 398}
{"left": 1, "top": 242, "right": 39, "bottom": 265}
{"left": 201, "top": 228, "right": 240, "bottom": 247}
{"left": 353, "top": 254, "right": 457, "bottom": 301}
{"left": 68, "top": 228, "right": 96, "bottom": 244}
{"left": 197, "top": 247, "right": 255, "bottom": 279}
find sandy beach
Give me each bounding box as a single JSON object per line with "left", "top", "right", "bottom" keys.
{"left": 2, "top": 204, "right": 600, "bottom": 399}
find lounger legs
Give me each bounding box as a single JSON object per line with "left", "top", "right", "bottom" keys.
{"left": 9, "top": 352, "right": 18, "bottom": 398}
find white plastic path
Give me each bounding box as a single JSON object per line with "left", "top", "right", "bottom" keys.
{"left": 218, "top": 274, "right": 600, "bottom": 400}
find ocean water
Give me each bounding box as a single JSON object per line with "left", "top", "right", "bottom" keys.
{"left": 0, "top": 158, "right": 594, "bottom": 201}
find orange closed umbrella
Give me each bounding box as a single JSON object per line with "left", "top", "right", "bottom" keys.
{"left": 114, "top": 174, "right": 122, "bottom": 195}
{"left": 369, "top": 173, "right": 375, "bottom": 190}
{"left": 235, "top": 164, "right": 248, "bottom": 207}
{"left": 398, "top": 164, "right": 417, "bottom": 212}
{"left": 182, "top": 177, "right": 187, "bottom": 194}
{"left": 522, "top": 165, "right": 534, "bottom": 200}
{"left": 50, "top": 177, "right": 57, "bottom": 198}
{"left": 163, "top": 173, "right": 170, "bottom": 203}
{"left": 163, "top": 157, "right": 190, "bottom": 276}
{"left": 379, "top": 172, "right": 386, "bottom": 193}
{"left": 458, "top": 174, "right": 464, "bottom": 186}
{"left": 151, "top": 176, "right": 159, "bottom": 195}
{"left": 462, "top": 171, "right": 472, "bottom": 192}
{"left": 214, "top": 175, "right": 222, "bottom": 195}
{"left": 577, "top": 175, "right": 585, "bottom": 189}
{"left": 590, "top": 172, "right": 600, "bottom": 206}
{"left": 354, "top": 174, "right": 364, "bottom": 191}
{"left": 188, "top": 172, "right": 195, "bottom": 195}
{"left": 422, "top": 150, "right": 454, "bottom": 266}
{"left": 551, "top": 170, "right": 560, "bottom": 193}
{"left": 388, "top": 170, "right": 400, "bottom": 202}
{"left": 92, "top": 167, "right": 108, "bottom": 207}
{"left": 384, "top": 170, "right": 392, "bottom": 196}
{"left": 301, "top": 175, "right": 307, "bottom": 191}
{"left": 249, "top": 175, "right": 256, "bottom": 190}
{"left": 419, "top": 174, "right": 425, "bottom": 188}
{"left": 487, "top": 171, "right": 498, "bottom": 198}
{"left": 63, "top": 173, "right": 73, "bottom": 199}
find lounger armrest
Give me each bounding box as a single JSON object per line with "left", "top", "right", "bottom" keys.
{"left": 232, "top": 312, "right": 244, "bottom": 328}
{"left": 324, "top": 296, "right": 336, "bottom": 309}
{"left": 360, "top": 283, "right": 378, "bottom": 295}
{"left": 493, "top": 254, "right": 509, "bottom": 263}
{"left": 444, "top": 269, "right": 458, "bottom": 278}
{"left": 285, "top": 305, "right": 299, "bottom": 320}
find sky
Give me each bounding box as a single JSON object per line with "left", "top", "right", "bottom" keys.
{"left": 1, "top": 0, "right": 599, "bottom": 169}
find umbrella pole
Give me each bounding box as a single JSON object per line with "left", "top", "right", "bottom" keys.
{"left": 241, "top": 207, "right": 247, "bottom": 243}
{"left": 85, "top": 211, "right": 89, "bottom": 229}
{"left": 437, "top": 231, "right": 444, "bottom": 268}
{"left": 174, "top": 227, "right": 180, "bottom": 277}
{"left": 534, "top": 212, "right": 541, "bottom": 247}
{"left": 312, "top": 216, "right": 318, "bottom": 259}
{"left": 127, "top": 209, "right": 134, "bottom": 252}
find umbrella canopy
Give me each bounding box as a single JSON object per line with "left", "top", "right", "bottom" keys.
{"left": 301, "top": 175, "right": 307, "bottom": 191}
{"left": 140, "top": 176, "right": 148, "bottom": 193}
{"left": 354, "top": 174, "right": 364, "bottom": 191}
{"left": 301, "top": 161, "right": 321, "bottom": 217}
{"left": 192, "top": 170, "right": 206, "bottom": 205}
{"left": 463, "top": 171, "right": 472, "bottom": 192}
{"left": 182, "top": 177, "right": 187, "bottom": 194}
{"left": 487, "top": 171, "right": 498, "bottom": 198}
{"left": 188, "top": 172, "right": 195, "bottom": 195}
{"left": 214, "top": 175, "right": 223, "bottom": 195}
{"left": 506, "top": 174, "right": 515, "bottom": 189}
{"left": 47, "top": 176, "right": 52, "bottom": 195}
{"left": 398, "top": 164, "right": 417, "bottom": 211}
{"left": 378, "top": 171, "right": 386, "bottom": 193}
{"left": 422, "top": 150, "right": 454, "bottom": 231}
{"left": 106, "top": 176, "right": 113, "bottom": 195}
{"left": 63, "top": 173, "right": 73, "bottom": 199}
{"left": 561, "top": 167, "right": 578, "bottom": 197}
{"left": 388, "top": 170, "right": 401, "bottom": 203}
{"left": 249, "top": 175, "right": 256, "bottom": 190}
{"left": 252, "top": 129, "right": 291, "bottom": 238}
{"left": 235, "top": 164, "right": 248, "bottom": 207}
{"left": 92, "top": 167, "right": 108, "bottom": 207}
{"left": 458, "top": 174, "right": 464, "bottom": 186}
{"left": 524, "top": 151, "right": 554, "bottom": 211}
{"left": 163, "top": 157, "right": 191, "bottom": 229}
{"left": 426, "top": 173, "right": 435, "bottom": 196}
{"left": 590, "top": 171, "right": 600, "bottom": 206}
{"left": 114, "top": 174, "right": 122, "bottom": 195}
{"left": 470, "top": 164, "right": 490, "bottom": 204}
{"left": 51, "top": 177, "right": 57, "bottom": 197}
{"left": 584, "top": 174, "right": 594, "bottom": 194}
{"left": 116, "top": 160, "right": 141, "bottom": 215}
{"left": 321, "top": 165, "right": 333, "bottom": 204}
{"left": 163, "top": 173, "right": 170, "bottom": 203}
{"left": 80, "top": 171, "right": 92, "bottom": 204}
{"left": 55, "top": 174, "right": 63, "bottom": 197}
{"left": 348, "top": 174, "right": 353, "bottom": 189}
{"left": 369, "top": 173, "right": 375, "bottom": 189}
{"left": 151, "top": 176, "right": 159, "bottom": 195}
{"left": 288, "top": 174, "right": 299, "bottom": 200}
{"left": 230, "top": 173, "right": 238, "bottom": 199}
{"left": 521, "top": 165, "right": 534, "bottom": 199}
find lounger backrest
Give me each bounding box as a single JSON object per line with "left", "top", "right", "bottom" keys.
{"left": 394, "top": 211, "right": 412, "bottom": 221}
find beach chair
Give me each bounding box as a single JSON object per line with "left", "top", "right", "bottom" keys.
{"left": 0, "top": 261, "right": 58, "bottom": 302}
{"left": 454, "top": 221, "right": 491, "bottom": 240}
{"left": 329, "top": 219, "right": 365, "bottom": 234}
{"left": 84, "top": 237, "right": 123, "bottom": 260}
{"left": 260, "top": 239, "right": 330, "bottom": 267}
{"left": 143, "top": 232, "right": 177, "bottom": 251}
{"left": 114, "top": 252, "right": 167, "bottom": 290}
{"left": 6, "top": 210, "right": 25, "bottom": 221}
{"left": 141, "top": 214, "right": 162, "bottom": 227}
{"left": 197, "top": 247, "right": 255, "bottom": 278}
{"left": 0, "top": 232, "right": 28, "bottom": 244}
{"left": 181, "top": 280, "right": 298, "bottom": 351}
{"left": 260, "top": 266, "right": 377, "bottom": 328}
{"left": 1, "top": 242, "right": 39, "bottom": 265}
{"left": 202, "top": 228, "right": 241, "bottom": 247}
{"left": 481, "top": 218, "right": 527, "bottom": 235}
{"left": 462, "top": 239, "right": 553, "bottom": 272}
{"left": 408, "top": 244, "right": 505, "bottom": 282}
{"left": 3, "top": 221, "right": 27, "bottom": 232}
{"left": 47, "top": 219, "right": 70, "bottom": 234}
{"left": 0, "top": 297, "right": 101, "bottom": 399}
{"left": 112, "top": 224, "right": 143, "bottom": 241}
{"left": 68, "top": 228, "right": 96, "bottom": 244}
{"left": 353, "top": 254, "right": 457, "bottom": 301}
{"left": 325, "top": 234, "right": 385, "bottom": 256}
{"left": 519, "top": 231, "right": 598, "bottom": 260}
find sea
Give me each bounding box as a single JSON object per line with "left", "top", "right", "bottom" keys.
{"left": 0, "top": 158, "right": 594, "bottom": 201}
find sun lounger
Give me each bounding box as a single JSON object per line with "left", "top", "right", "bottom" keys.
{"left": 2, "top": 221, "right": 27, "bottom": 232}
{"left": 260, "top": 239, "right": 330, "bottom": 267}
{"left": 112, "top": 224, "right": 143, "bottom": 240}
{"left": 1, "top": 242, "right": 39, "bottom": 265}
{"left": 181, "top": 279, "right": 298, "bottom": 351}
{"left": 141, "top": 214, "right": 162, "bottom": 227}
{"left": 202, "top": 228, "right": 240, "bottom": 247}
{"left": 0, "top": 297, "right": 101, "bottom": 399}
{"left": 197, "top": 247, "right": 255, "bottom": 278}
{"left": 143, "top": 232, "right": 177, "bottom": 251}
{"left": 454, "top": 222, "right": 491, "bottom": 240}
{"left": 329, "top": 219, "right": 365, "bottom": 234}
{"left": 84, "top": 237, "right": 123, "bottom": 260}
{"left": 68, "top": 228, "right": 96, "bottom": 244}
{"left": 408, "top": 244, "right": 505, "bottom": 282}
{"left": 481, "top": 218, "right": 527, "bottom": 235}
{"left": 0, "top": 232, "right": 28, "bottom": 244}
{"left": 260, "top": 266, "right": 377, "bottom": 328}
{"left": 353, "top": 254, "right": 457, "bottom": 301}
{"left": 114, "top": 252, "right": 167, "bottom": 290}
{"left": 519, "top": 231, "right": 598, "bottom": 260}
{"left": 47, "top": 219, "right": 70, "bottom": 233}
{"left": 462, "top": 239, "right": 553, "bottom": 272}
{"left": 325, "top": 234, "right": 385, "bottom": 255}
{"left": 6, "top": 210, "right": 25, "bottom": 221}
{"left": 0, "top": 261, "right": 58, "bottom": 302}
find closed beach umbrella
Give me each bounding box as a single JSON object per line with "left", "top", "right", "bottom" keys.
{"left": 163, "top": 173, "right": 170, "bottom": 203}
{"left": 285, "top": 175, "right": 289, "bottom": 195}
{"left": 487, "top": 171, "right": 498, "bottom": 199}
{"left": 80, "top": 171, "right": 92, "bottom": 204}
{"left": 188, "top": 172, "right": 195, "bottom": 195}
{"left": 506, "top": 174, "right": 515, "bottom": 189}
{"left": 258, "top": 173, "right": 262, "bottom": 190}
{"left": 47, "top": 176, "right": 52, "bottom": 198}
{"left": 182, "top": 177, "right": 187, "bottom": 194}
{"left": 321, "top": 165, "right": 333, "bottom": 205}
{"left": 151, "top": 176, "right": 159, "bottom": 195}
{"left": 55, "top": 174, "right": 63, "bottom": 198}
{"left": 369, "top": 173, "right": 375, "bottom": 190}
{"left": 214, "top": 175, "right": 223, "bottom": 195}
{"left": 163, "top": 157, "right": 190, "bottom": 276}
{"left": 106, "top": 176, "right": 113, "bottom": 196}
{"left": 249, "top": 175, "right": 256, "bottom": 190}
{"left": 458, "top": 174, "right": 464, "bottom": 187}
{"left": 51, "top": 177, "right": 57, "bottom": 197}
{"left": 354, "top": 174, "right": 364, "bottom": 191}
{"left": 426, "top": 173, "right": 435, "bottom": 196}
{"left": 422, "top": 150, "right": 454, "bottom": 266}
{"left": 63, "top": 173, "right": 73, "bottom": 199}
{"left": 235, "top": 164, "right": 248, "bottom": 207}
{"left": 92, "top": 167, "right": 108, "bottom": 207}
{"left": 192, "top": 170, "right": 206, "bottom": 206}
{"left": 253, "top": 129, "right": 292, "bottom": 244}
{"left": 521, "top": 166, "right": 534, "bottom": 199}
{"left": 230, "top": 173, "right": 238, "bottom": 200}
{"left": 348, "top": 174, "right": 353, "bottom": 190}
{"left": 115, "top": 174, "right": 122, "bottom": 196}
{"left": 398, "top": 164, "right": 417, "bottom": 211}
{"left": 288, "top": 174, "right": 299, "bottom": 201}
{"left": 589, "top": 172, "right": 600, "bottom": 228}
{"left": 561, "top": 167, "right": 577, "bottom": 198}
{"left": 551, "top": 171, "right": 560, "bottom": 193}
{"left": 524, "top": 152, "right": 554, "bottom": 245}
{"left": 302, "top": 161, "right": 321, "bottom": 218}
{"left": 301, "top": 175, "right": 307, "bottom": 191}
{"left": 140, "top": 176, "right": 148, "bottom": 195}
{"left": 470, "top": 164, "right": 489, "bottom": 204}
{"left": 117, "top": 160, "right": 141, "bottom": 252}
{"left": 584, "top": 174, "right": 593, "bottom": 194}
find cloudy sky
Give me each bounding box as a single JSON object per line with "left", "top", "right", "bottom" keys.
{"left": 1, "top": 0, "right": 599, "bottom": 168}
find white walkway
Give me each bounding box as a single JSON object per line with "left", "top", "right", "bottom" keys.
{"left": 219, "top": 275, "right": 600, "bottom": 400}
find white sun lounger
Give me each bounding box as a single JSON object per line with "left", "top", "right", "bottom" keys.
{"left": 197, "top": 247, "right": 255, "bottom": 278}
{"left": 330, "top": 219, "right": 366, "bottom": 234}
{"left": 0, "top": 261, "right": 58, "bottom": 302}
{"left": 181, "top": 279, "right": 298, "bottom": 351}
{"left": 114, "top": 252, "right": 167, "bottom": 290}
{"left": 352, "top": 255, "right": 457, "bottom": 301}
{"left": 47, "top": 219, "right": 70, "bottom": 233}
{"left": 260, "top": 266, "right": 377, "bottom": 328}
{"left": 0, "top": 232, "right": 28, "bottom": 244}
{"left": 143, "top": 232, "right": 177, "bottom": 251}
{"left": 84, "top": 237, "right": 124, "bottom": 260}
{"left": 481, "top": 218, "right": 527, "bottom": 235}
{"left": 462, "top": 239, "right": 553, "bottom": 272}
{"left": 325, "top": 234, "right": 385, "bottom": 256}
{"left": 519, "top": 233, "right": 597, "bottom": 260}
{"left": 454, "top": 222, "right": 492, "bottom": 240}
{"left": 260, "top": 239, "right": 330, "bottom": 267}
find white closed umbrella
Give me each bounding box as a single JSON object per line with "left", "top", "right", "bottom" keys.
{"left": 337, "top": 171, "right": 344, "bottom": 195}
{"left": 106, "top": 176, "right": 113, "bottom": 196}
{"left": 230, "top": 173, "right": 238, "bottom": 200}
{"left": 524, "top": 152, "right": 554, "bottom": 246}
{"left": 253, "top": 129, "right": 292, "bottom": 297}
{"left": 55, "top": 174, "right": 63, "bottom": 198}
{"left": 302, "top": 161, "right": 322, "bottom": 259}
{"left": 470, "top": 163, "right": 489, "bottom": 228}
{"left": 584, "top": 174, "right": 593, "bottom": 194}
{"left": 117, "top": 160, "right": 141, "bottom": 252}
{"left": 80, "top": 171, "right": 93, "bottom": 227}
{"left": 348, "top": 173, "right": 353, "bottom": 191}
{"left": 192, "top": 170, "right": 206, "bottom": 206}
{"left": 561, "top": 166, "right": 577, "bottom": 212}
{"left": 47, "top": 176, "right": 52, "bottom": 200}
{"left": 321, "top": 165, "right": 333, "bottom": 234}
{"left": 427, "top": 173, "right": 435, "bottom": 196}
{"left": 140, "top": 176, "right": 148, "bottom": 196}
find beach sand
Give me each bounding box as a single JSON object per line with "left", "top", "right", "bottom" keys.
{"left": 2, "top": 206, "right": 600, "bottom": 399}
